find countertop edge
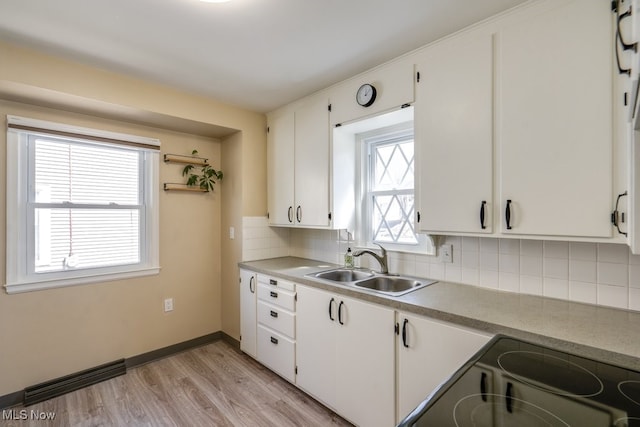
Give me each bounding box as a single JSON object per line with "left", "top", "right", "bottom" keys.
{"left": 239, "top": 257, "right": 640, "bottom": 370}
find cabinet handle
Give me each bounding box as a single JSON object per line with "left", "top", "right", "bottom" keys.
{"left": 338, "top": 301, "right": 345, "bottom": 325}
{"left": 617, "top": 5, "right": 638, "bottom": 52}
{"left": 249, "top": 276, "right": 255, "bottom": 294}
{"left": 296, "top": 205, "right": 302, "bottom": 223}
{"left": 505, "top": 200, "right": 513, "bottom": 230}
{"left": 614, "top": 1, "right": 634, "bottom": 75}
{"left": 612, "top": 191, "right": 628, "bottom": 237}
{"left": 480, "top": 201, "right": 487, "bottom": 230}
{"left": 480, "top": 372, "right": 488, "bottom": 402}
{"left": 270, "top": 310, "right": 278, "bottom": 318}
{"left": 270, "top": 291, "right": 278, "bottom": 298}
{"left": 402, "top": 318, "right": 409, "bottom": 348}
{"left": 269, "top": 279, "right": 277, "bottom": 286}
{"left": 328, "top": 298, "right": 335, "bottom": 321}
{"left": 416, "top": 211, "right": 421, "bottom": 223}
{"left": 287, "top": 206, "right": 293, "bottom": 223}
{"left": 505, "top": 382, "right": 514, "bottom": 413}
{"left": 270, "top": 336, "right": 278, "bottom": 345}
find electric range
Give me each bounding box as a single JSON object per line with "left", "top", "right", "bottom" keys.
{"left": 397, "top": 335, "right": 640, "bottom": 427}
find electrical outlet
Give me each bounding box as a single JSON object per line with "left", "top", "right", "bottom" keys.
{"left": 164, "top": 298, "right": 174, "bottom": 312}
{"left": 441, "top": 244, "right": 453, "bottom": 263}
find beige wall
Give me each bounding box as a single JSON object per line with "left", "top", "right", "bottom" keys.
{"left": 0, "top": 41, "right": 266, "bottom": 395}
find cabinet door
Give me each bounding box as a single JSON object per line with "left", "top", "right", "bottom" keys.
{"left": 498, "top": 0, "right": 613, "bottom": 237}
{"left": 294, "top": 95, "right": 330, "bottom": 227}
{"left": 335, "top": 296, "right": 395, "bottom": 427}
{"left": 239, "top": 269, "right": 257, "bottom": 358}
{"left": 415, "top": 33, "right": 494, "bottom": 234}
{"left": 397, "top": 312, "right": 491, "bottom": 422}
{"left": 267, "top": 108, "right": 295, "bottom": 226}
{"left": 295, "top": 285, "right": 337, "bottom": 408}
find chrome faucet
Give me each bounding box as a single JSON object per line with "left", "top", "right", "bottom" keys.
{"left": 353, "top": 243, "right": 389, "bottom": 274}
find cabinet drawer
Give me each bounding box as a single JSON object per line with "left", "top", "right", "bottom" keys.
{"left": 257, "top": 275, "right": 295, "bottom": 292}
{"left": 257, "top": 283, "right": 296, "bottom": 311}
{"left": 257, "top": 325, "right": 295, "bottom": 383}
{"left": 257, "top": 301, "right": 295, "bottom": 338}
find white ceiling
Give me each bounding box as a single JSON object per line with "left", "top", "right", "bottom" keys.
{"left": 0, "top": 0, "right": 527, "bottom": 113}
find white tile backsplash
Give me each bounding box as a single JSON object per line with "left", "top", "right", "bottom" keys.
{"left": 569, "top": 242, "right": 597, "bottom": 261}
{"left": 241, "top": 216, "right": 290, "bottom": 261}
{"left": 245, "top": 224, "right": 640, "bottom": 313}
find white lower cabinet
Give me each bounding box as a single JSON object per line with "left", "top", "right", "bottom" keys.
{"left": 241, "top": 274, "right": 494, "bottom": 426}
{"left": 255, "top": 275, "right": 296, "bottom": 383}
{"left": 396, "top": 311, "right": 492, "bottom": 423}
{"left": 296, "top": 285, "right": 395, "bottom": 427}
{"left": 239, "top": 269, "right": 257, "bottom": 358}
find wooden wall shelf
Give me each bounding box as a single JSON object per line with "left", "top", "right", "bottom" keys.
{"left": 164, "top": 153, "right": 209, "bottom": 166}
{"left": 163, "top": 183, "right": 208, "bottom": 192}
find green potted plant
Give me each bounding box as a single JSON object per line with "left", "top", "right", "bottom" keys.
{"left": 182, "top": 150, "right": 223, "bottom": 192}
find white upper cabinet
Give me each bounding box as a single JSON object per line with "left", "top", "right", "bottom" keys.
{"left": 329, "top": 56, "right": 415, "bottom": 126}
{"left": 266, "top": 107, "right": 295, "bottom": 226}
{"left": 415, "top": 32, "right": 494, "bottom": 234}
{"left": 293, "top": 94, "right": 331, "bottom": 227}
{"left": 267, "top": 93, "right": 331, "bottom": 228}
{"left": 497, "top": 0, "right": 613, "bottom": 238}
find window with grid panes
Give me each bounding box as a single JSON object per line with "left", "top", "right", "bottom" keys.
{"left": 362, "top": 127, "right": 429, "bottom": 252}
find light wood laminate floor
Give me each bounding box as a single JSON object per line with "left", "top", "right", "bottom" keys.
{"left": 1, "top": 340, "right": 352, "bottom": 427}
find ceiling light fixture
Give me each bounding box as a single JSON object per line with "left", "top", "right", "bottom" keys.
{"left": 199, "top": 0, "right": 232, "bottom": 3}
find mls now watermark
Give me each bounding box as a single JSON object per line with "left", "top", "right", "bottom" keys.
{"left": 2, "top": 409, "right": 56, "bottom": 421}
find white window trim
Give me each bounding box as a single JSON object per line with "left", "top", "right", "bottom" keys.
{"left": 356, "top": 121, "right": 435, "bottom": 256}
{"left": 5, "top": 116, "right": 160, "bottom": 294}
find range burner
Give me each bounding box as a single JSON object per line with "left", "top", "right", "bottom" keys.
{"left": 497, "top": 350, "right": 604, "bottom": 398}
{"left": 398, "top": 336, "right": 640, "bottom": 427}
{"left": 453, "top": 393, "right": 571, "bottom": 427}
{"left": 619, "top": 381, "right": 640, "bottom": 407}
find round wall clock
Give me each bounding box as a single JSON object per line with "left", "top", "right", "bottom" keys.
{"left": 356, "top": 83, "right": 377, "bottom": 107}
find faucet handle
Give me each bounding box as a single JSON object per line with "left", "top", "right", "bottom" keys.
{"left": 374, "top": 242, "right": 387, "bottom": 256}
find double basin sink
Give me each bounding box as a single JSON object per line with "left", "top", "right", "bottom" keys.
{"left": 306, "top": 268, "right": 437, "bottom": 297}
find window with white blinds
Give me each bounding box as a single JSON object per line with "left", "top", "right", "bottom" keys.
{"left": 5, "top": 115, "right": 160, "bottom": 293}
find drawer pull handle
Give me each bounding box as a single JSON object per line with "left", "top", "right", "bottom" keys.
{"left": 270, "top": 310, "right": 278, "bottom": 318}
{"left": 270, "top": 336, "right": 278, "bottom": 345}
{"left": 270, "top": 279, "right": 277, "bottom": 286}
{"left": 270, "top": 291, "right": 278, "bottom": 298}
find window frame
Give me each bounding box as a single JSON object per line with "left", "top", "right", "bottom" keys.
{"left": 5, "top": 115, "right": 160, "bottom": 294}
{"left": 357, "top": 123, "right": 433, "bottom": 255}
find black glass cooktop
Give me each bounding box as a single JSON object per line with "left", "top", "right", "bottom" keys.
{"left": 398, "top": 336, "right": 640, "bottom": 427}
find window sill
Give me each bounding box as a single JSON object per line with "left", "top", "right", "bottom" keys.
{"left": 4, "top": 267, "right": 161, "bottom": 294}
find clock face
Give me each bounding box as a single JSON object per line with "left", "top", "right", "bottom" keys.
{"left": 356, "top": 83, "right": 377, "bottom": 107}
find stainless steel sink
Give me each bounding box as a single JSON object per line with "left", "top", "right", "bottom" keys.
{"left": 312, "top": 268, "right": 374, "bottom": 282}
{"left": 353, "top": 276, "right": 436, "bottom": 296}
{"left": 307, "top": 268, "right": 436, "bottom": 296}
